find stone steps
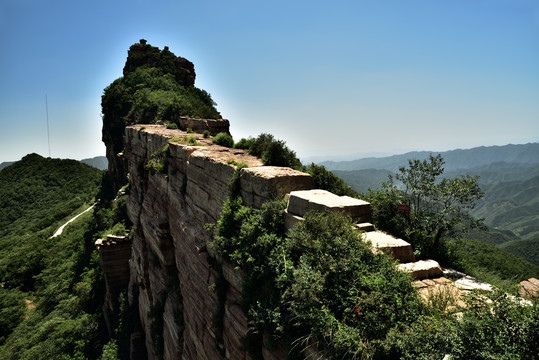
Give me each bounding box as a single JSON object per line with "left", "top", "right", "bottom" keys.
{"left": 285, "top": 189, "right": 444, "bottom": 280}
{"left": 398, "top": 260, "right": 444, "bottom": 280}
{"left": 362, "top": 230, "right": 416, "bottom": 263}
{"left": 287, "top": 189, "right": 371, "bottom": 223}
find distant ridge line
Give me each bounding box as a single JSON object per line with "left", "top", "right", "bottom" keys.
{"left": 319, "top": 142, "right": 539, "bottom": 172}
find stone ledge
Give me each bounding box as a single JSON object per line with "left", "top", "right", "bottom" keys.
{"left": 240, "top": 167, "right": 314, "bottom": 208}
{"left": 287, "top": 189, "right": 371, "bottom": 222}
{"left": 363, "top": 231, "right": 416, "bottom": 263}
{"left": 398, "top": 260, "right": 443, "bottom": 279}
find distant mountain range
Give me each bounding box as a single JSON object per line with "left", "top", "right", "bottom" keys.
{"left": 80, "top": 156, "right": 108, "bottom": 170}
{"left": 0, "top": 161, "right": 13, "bottom": 171}
{"left": 318, "top": 142, "right": 539, "bottom": 264}
{"left": 320, "top": 143, "right": 539, "bottom": 172}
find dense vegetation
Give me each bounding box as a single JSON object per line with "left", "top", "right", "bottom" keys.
{"left": 325, "top": 145, "right": 539, "bottom": 283}
{"left": 366, "top": 155, "right": 484, "bottom": 261}
{"left": 101, "top": 46, "right": 220, "bottom": 130}
{"left": 211, "top": 196, "right": 539, "bottom": 359}
{"left": 0, "top": 155, "right": 107, "bottom": 358}
{"left": 0, "top": 154, "right": 102, "bottom": 238}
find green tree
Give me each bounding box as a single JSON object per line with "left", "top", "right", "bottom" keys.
{"left": 371, "top": 154, "right": 484, "bottom": 258}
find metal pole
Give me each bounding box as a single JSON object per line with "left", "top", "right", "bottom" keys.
{"left": 46, "top": 94, "right": 51, "bottom": 157}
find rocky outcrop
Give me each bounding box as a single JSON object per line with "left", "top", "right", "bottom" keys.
{"left": 123, "top": 40, "right": 196, "bottom": 86}
{"left": 95, "top": 235, "right": 132, "bottom": 333}
{"left": 102, "top": 41, "right": 213, "bottom": 194}
{"left": 115, "top": 124, "right": 313, "bottom": 359}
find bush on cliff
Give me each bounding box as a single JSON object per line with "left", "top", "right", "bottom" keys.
{"left": 212, "top": 132, "right": 234, "bottom": 148}
{"left": 212, "top": 197, "right": 539, "bottom": 359}
{"left": 234, "top": 134, "right": 359, "bottom": 197}
{"left": 102, "top": 64, "right": 220, "bottom": 129}
{"left": 211, "top": 199, "right": 423, "bottom": 359}
{"left": 234, "top": 133, "right": 302, "bottom": 169}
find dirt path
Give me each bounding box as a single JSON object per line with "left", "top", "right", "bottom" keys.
{"left": 50, "top": 204, "right": 95, "bottom": 238}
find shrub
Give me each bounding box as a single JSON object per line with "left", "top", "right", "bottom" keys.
{"left": 203, "top": 130, "right": 210, "bottom": 139}
{"left": 226, "top": 159, "right": 248, "bottom": 168}
{"left": 211, "top": 200, "right": 423, "bottom": 359}
{"left": 305, "top": 163, "right": 359, "bottom": 197}
{"left": 183, "top": 135, "right": 199, "bottom": 146}
{"left": 165, "top": 123, "right": 178, "bottom": 129}
{"left": 146, "top": 144, "right": 170, "bottom": 173}
{"left": 234, "top": 133, "right": 301, "bottom": 169}
{"left": 212, "top": 132, "right": 234, "bottom": 148}
{"left": 233, "top": 137, "right": 253, "bottom": 150}
{"left": 186, "top": 128, "right": 194, "bottom": 133}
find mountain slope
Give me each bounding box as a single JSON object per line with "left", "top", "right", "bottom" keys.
{"left": 471, "top": 173, "right": 539, "bottom": 239}
{"left": 0, "top": 154, "right": 104, "bottom": 356}
{"left": 0, "top": 153, "right": 102, "bottom": 238}
{"left": 499, "top": 237, "right": 539, "bottom": 266}
{"left": 80, "top": 156, "right": 108, "bottom": 170}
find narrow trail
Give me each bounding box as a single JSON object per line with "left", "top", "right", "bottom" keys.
{"left": 50, "top": 204, "right": 95, "bottom": 238}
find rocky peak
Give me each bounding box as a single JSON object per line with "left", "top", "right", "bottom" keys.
{"left": 123, "top": 39, "right": 195, "bottom": 86}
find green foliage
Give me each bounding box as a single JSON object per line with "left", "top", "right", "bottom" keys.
{"left": 212, "top": 132, "right": 234, "bottom": 148}
{"left": 452, "top": 237, "right": 539, "bottom": 291}
{"left": 183, "top": 135, "right": 199, "bottom": 146}
{"left": 102, "top": 65, "right": 221, "bottom": 129}
{"left": 384, "top": 291, "right": 539, "bottom": 360}
{"left": 186, "top": 127, "right": 194, "bottom": 133}
{"left": 368, "top": 154, "right": 485, "bottom": 261}
{"left": 304, "top": 163, "right": 359, "bottom": 197}
{"left": 146, "top": 144, "right": 170, "bottom": 174}
{"left": 234, "top": 134, "right": 302, "bottom": 169}
{"left": 471, "top": 173, "right": 539, "bottom": 240}
{"left": 0, "top": 288, "right": 26, "bottom": 344}
{"left": 169, "top": 135, "right": 199, "bottom": 146}
{"left": 0, "top": 154, "right": 102, "bottom": 238}
{"left": 165, "top": 122, "right": 178, "bottom": 129}
{"left": 0, "top": 209, "right": 103, "bottom": 359}
{"left": 100, "top": 340, "right": 119, "bottom": 360}
{"left": 499, "top": 236, "right": 539, "bottom": 266}
{"left": 226, "top": 159, "right": 248, "bottom": 168}
{"left": 203, "top": 130, "right": 210, "bottom": 139}
{"left": 212, "top": 199, "right": 423, "bottom": 359}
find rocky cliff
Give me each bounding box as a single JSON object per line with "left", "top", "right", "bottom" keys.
{"left": 97, "top": 42, "right": 496, "bottom": 360}
{"left": 103, "top": 124, "right": 313, "bottom": 359}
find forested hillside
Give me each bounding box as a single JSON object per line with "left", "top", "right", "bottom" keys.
{"left": 322, "top": 143, "right": 539, "bottom": 269}
{"left": 0, "top": 154, "right": 102, "bottom": 238}
{"left": 0, "top": 154, "right": 105, "bottom": 358}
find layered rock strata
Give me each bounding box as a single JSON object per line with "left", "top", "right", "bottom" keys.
{"left": 120, "top": 124, "right": 313, "bottom": 359}
{"left": 100, "top": 122, "right": 499, "bottom": 359}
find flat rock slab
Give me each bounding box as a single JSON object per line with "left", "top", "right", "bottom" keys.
{"left": 287, "top": 189, "right": 371, "bottom": 221}
{"left": 399, "top": 260, "right": 443, "bottom": 279}
{"left": 240, "top": 167, "right": 314, "bottom": 208}
{"left": 454, "top": 277, "right": 493, "bottom": 292}
{"left": 363, "top": 231, "right": 415, "bottom": 263}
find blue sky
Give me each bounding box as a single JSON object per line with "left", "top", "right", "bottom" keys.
{"left": 1, "top": 0, "right": 538, "bottom": 163}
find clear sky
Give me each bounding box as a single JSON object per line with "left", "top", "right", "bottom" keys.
{"left": 1, "top": 0, "right": 538, "bottom": 163}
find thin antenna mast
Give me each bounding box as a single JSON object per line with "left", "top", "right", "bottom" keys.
{"left": 46, "top": 94, "right": 51, "bottom": 157}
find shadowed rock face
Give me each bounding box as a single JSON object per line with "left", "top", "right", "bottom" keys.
{"left": 102, "top": 124, "right": 313, "bottom": 360}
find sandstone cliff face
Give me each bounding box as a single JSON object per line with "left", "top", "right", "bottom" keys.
{"left": 118, "top": 125, "right": 313, "bottom": 359}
